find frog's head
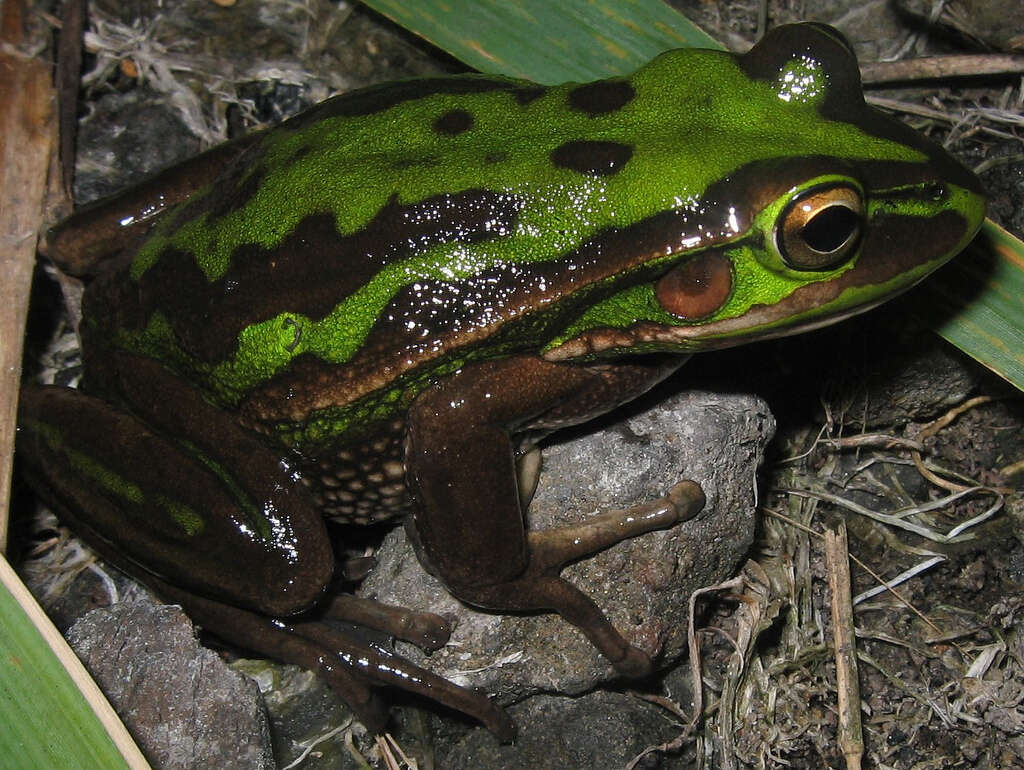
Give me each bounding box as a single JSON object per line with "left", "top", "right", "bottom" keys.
{"left": 544, "top": 23, "right": 986, "bottom": 360}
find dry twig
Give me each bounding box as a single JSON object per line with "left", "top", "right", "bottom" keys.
{"left": 824, "top": 519, "right": 865, "bottom": 770}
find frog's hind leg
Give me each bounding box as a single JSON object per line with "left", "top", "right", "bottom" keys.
{"left": 151, "top": 579, "right": 515, "bottom": 741}
{"left": 17, "top": 381, "right": 335, "bottom": 617}
{"left": 18, "top": 381, "right": 512, "bottom": 739}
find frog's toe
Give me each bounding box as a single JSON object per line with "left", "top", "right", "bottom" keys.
{"left": 666, "top": 480, "right": 706, "bottom": 522}
{"left": 322, "top": 594, "right": 452, "bottom": 651}
{"left": 150, "top": 577, "right": 511, "bottom": 739}
{"left": 524, "top": 478, "right": 706, "bottom": 570}
{"left": 611, "top": 645, "right": 653, "bottom": 679}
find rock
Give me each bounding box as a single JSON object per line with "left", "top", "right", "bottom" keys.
{"left": 65, "top": 598, "right": 274, "bottom": 770}
{"left": 361, "top": 387, "right": 774, "bottom": 703}
{"left": 436, "top": 689, "right": 691, "bottom": 769}
{"left": 835, "top": 321, "right": 980, "bottom": 428}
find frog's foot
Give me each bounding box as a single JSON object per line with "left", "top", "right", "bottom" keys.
{"left": 450, "top": 481, "right": 706, "bottom": 679}
{"left": 322, "top": 594, "right": 452, "bottom": 651}
{"left": 153, "top": 579, "right": 515, "bottom": 742}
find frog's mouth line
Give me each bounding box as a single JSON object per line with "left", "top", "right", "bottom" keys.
{"left": 542, "top": 291, "right": 896, "bottom": 360}
{"left": 684, "top": 293, "right": 895, "bottom": 349}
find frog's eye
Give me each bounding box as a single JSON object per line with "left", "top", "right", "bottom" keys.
{"left": 775, "top": 183, "right": 864, "bottom": 271}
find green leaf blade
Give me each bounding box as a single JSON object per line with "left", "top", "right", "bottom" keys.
{"left": 925, "top": 221, "right": 1024, "bottom": 390}
{"left": 363, "top": 0, "right": 721, "bottom": 82}
{"left": 0, "top": 557, "right": 144, "bottom": 769}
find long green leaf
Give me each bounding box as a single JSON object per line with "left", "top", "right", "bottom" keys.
{"left": 921, "top": 220, "right": 1024, "bottom": 386}
{"left": 365, "top": 0, "right": 720, "bottom": 82}
{"left": 0, "top": 556, "right": 149, "bottom": 769}
{"left": 361, "top": 0, "right": 1024, "bottom": 391}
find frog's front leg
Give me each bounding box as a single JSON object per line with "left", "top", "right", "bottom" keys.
{"left": 405, "top": 356, "right": 705, "bottom": 677}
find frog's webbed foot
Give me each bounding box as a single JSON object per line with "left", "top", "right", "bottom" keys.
{"left": 530, "top": 481, "right": 705, "bottom": 675}
{"left": 449, "top": 481, "right": 706, "bottom": 678}
{"left": 153, "top": 579, "right": 515, "bottom": 742}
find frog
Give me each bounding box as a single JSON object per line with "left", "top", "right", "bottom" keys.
{"left": 17, "top": 23, "right": 985, "bottom": 740}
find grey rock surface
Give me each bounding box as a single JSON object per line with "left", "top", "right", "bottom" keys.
{"left": 436, "top": 689, "right": 691, "bottom": 769}
{"left": 837, "top": 322, "right": 980, "bottom": 428}
{"left": 361, "top": 387, "right": 775, "bottom": 703}
{"left": 66, "top": 598, "right": 275, "bottom": 770}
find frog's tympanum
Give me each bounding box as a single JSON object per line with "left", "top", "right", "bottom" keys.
{"left": 18, "top": 24, "right": 985, "bottom": 739}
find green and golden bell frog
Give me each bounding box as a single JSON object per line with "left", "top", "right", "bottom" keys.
{"left": 18, "top": 23, "right": 985, "bottom": 739}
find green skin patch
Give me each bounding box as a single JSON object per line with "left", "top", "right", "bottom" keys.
{"left": 23, "top": 419, "right": 206, "bottom": 537}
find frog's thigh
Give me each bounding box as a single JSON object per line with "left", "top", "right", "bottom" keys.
{"left": 405, "top": 356, "right": 692, "bottom": 675}
{"left": 48, "top": 133, "right": 261, "bottom": 277}
{"left": 17, "top": 382, "right": 333, "bottom": 617}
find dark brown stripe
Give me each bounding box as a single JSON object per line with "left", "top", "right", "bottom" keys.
{"left": 240, "top": 202, "right": 737, "bottom": 424}
{"left": 93, "top": 190, "right": 524, "bottom": 363}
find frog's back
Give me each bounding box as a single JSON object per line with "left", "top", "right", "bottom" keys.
{"left": 87, "top": 49, "right": 747, "bottom": 427}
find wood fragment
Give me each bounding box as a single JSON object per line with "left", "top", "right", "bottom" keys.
{"left": 861, "top": 53, "right": 1024, "bottom": 84}
{"left": 56, "top": 0, "right": 86, "bottom": 200}
{"left": 824, "top": 518, "right": 865, "bottom": 770}
{"left": 0, "top": 1, "right": 56, "bottom": 552}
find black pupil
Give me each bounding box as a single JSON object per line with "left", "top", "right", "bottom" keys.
{"left": 801, "top": 205, "right": 860, "bottom": 253}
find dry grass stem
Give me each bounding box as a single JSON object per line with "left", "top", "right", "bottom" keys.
{"left": 781, "top": 485, "right": 1003, "bottom": 543}
{"left": 381, "top": 732, "right": 418, "bottom": 770}
{"left": 280, "top": 718, "right": 355, "bottom": 770}
{"left": 818, "top": 434, "right": 925, "bottom": 452}
{"left": 851, "top": 555, "right": 945, "bottom": 605}
{"left": 764, "top": 508, "right": 945, "bottom": 635}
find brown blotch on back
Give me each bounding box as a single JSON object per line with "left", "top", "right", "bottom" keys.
{"left": 551, "top": 140, "right": 634, "bottom": 177}
{"left": 514, "top": 86, "right": 547, "bottom": 105}
{"left": 433, "top": 109, "right": 474, "bottom": 136}
{"left": 567, "top": 80, "right": 635, "bottom": 116}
